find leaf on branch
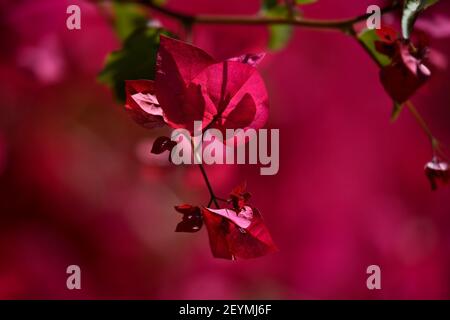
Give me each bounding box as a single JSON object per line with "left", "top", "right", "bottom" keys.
{"left": 269, "top": 24, "right": 293, "bottom": 51}
{"left": 174, "top": 204, "right": 203, "bottom": 233}
{"left": 98, "top": 27, "right": 170, "bottom": 102}
{"left": 401, "top": 0, "right": 439, "bottom": 39}
{"left": 262, "top": 0, "right": 278, "bottom": 11}
{"left": 111, "top": 2, "right": 148, "bottom": 41}
{"left": 358, "top": 29, "right": 392, "bottom": 67}
{"left": 391, "top": 102, "right": 404, "bottom": 122}
{"left": 151, "top": 136, "right": 177, "bottom": 155}
{"left": 202, "top": 206, "right": 278, "bottom": 260}
{"left": 263, "top": 5, "right": 294, "bottom": 51}
{"left": 295, "top": 0, "right": 317, "bottom": 5}
{"left": 424, "top": 0, "right": 440, "bottom": 9}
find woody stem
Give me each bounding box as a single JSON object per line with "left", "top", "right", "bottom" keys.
{"left": 405, "top": 101, "right": 440, "bottom": 153}
{"left": 198, "top": 163, "right": 220, "bottom": 208}
{"left": 130, "top": 0, "right": 399, "bottom": 32}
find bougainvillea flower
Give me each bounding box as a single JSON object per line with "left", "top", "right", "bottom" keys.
{"left": 375, "top": 27, "right": 431, "bottom": 104}
{"left": 379, "top": 42, "right": 430, "bottom": 104}
{"left": 374, "top": 26, "right": 398, "bottom": 57}
{"left": 174, "top": 204, "right": 203, "bottom": 233}
{"left": 425, "top": 157, "right": 449, "bottom": 190}
{"left": 202, "top": 206, "right": 277, "bottom": 260}
{"left": 150, "top": 136, "right": 177, "bottom": 154}
{"left": 228, "top": 53, "right": 266, "bottom": 67}
{"left": 173, "top": 203, "right": 277, "bottom": 259}
{"left": 150, "top": 136, "right": 178, "bottom": 162}
{"left": 376, "top": 25, "right": 397, "bottom": 42}
{"left": 207, "top": 207, "right": 253, "bottom": 229}
{"left": 125, "top": 80, "right": 166, "bottom": 129}
{"left": 229, "top": 182, "right": 252, "bottom": 211}
{"left": 124, "top": 37, "right": 269, "bottom": 135}
{"left": 154, "top": 35, "right": 269, "bottom": 133}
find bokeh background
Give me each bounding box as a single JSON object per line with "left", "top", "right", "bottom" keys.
{"left": 1, "top": 0, "right": 450, "bottom": 299}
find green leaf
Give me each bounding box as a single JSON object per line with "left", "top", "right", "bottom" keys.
{"left": 98, "top": 27, "right": 169, "bottom": 101}
{"left": 401, "top": 0, "right": 427, "bottom": 39}
{"left": 358, "top": 29, "right": 391, "bottom": 67}
{"left": 153, "top": 0, "right": 167, "bottom": 5}
{"left": 262, "top": 0, "right": 278, "bottom": 10}
{"left": 264, "top": 5, "right": 294, "bottom": 51}
{"left": 391, "top": 102, "right": 404, "bottom": 122}
{"left": 424, "top": 0, "right": 439, "bottom": 9}
{"left": 268, "top": 24, "right": 293, "bottom": 51}
{"left": 295, "top": 0, "right": 317, "bottom": 5}
{"left": 112, "top": 2, "right": 148, "bottom": 41}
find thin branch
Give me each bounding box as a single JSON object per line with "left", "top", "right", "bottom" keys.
{"left": 351, "top": 26, "right": 383, "bottom": 68}
{"left": 405, "top": 101, "right": 441, "bottom": 152}
{"left": 198, "top": 163, "right": 220, "bottom": 208}
{"left": 118, "top": 0, "right": 399, "bottom": 32}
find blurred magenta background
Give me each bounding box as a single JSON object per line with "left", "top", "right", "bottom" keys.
{"left": 1, "top": 0, "right": 450, "bottom": 299}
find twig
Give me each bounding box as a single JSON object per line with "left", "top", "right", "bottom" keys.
{"left": 198, "top": 163, "right": 220, "bottom": 208}
{"left": 116, "top": 0, "right": 399, "bottom": 33}
{"left": 405, "top": 101, "right": 441, "bottom": 153}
